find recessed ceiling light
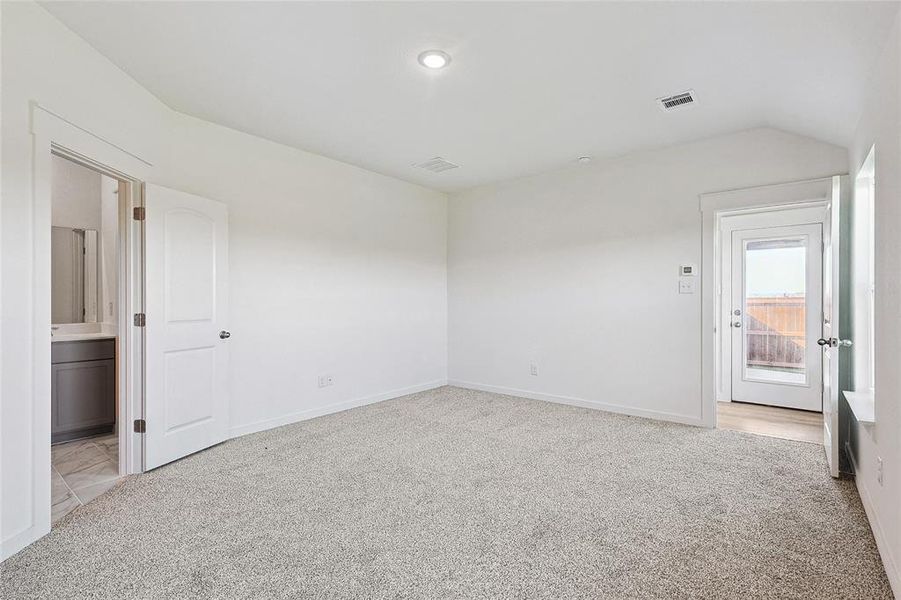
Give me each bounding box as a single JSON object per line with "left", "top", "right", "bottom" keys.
{"left": 578, "top": 156, "right": 592, "bottom": 164}
{"left": 418, "top": 50, "right": 451, "bottom": 70}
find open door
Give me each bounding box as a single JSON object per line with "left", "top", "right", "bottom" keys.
{"left": 820, "top": 176, "right": 849, "bottom": 478}
{"left": 144, "top": 184, "right": 230, "bottom": 470}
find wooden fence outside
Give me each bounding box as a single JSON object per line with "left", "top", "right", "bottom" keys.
{"left": 745, "top": 295, "right": 806, "bottom": 370}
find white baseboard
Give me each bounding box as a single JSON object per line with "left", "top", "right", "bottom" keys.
{"left": 229, "top": 380, "right": 448, "bottom": 438}
{"left": 846, "top": 442, "right": 901, "bottom": 596}
{"left": 447, "top": 380, "right": 704, "bottom": 427}
{"left": 2, "top": 525, "right": 45, "bottom": 562}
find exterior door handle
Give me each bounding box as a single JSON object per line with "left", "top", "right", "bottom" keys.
{"left": 219, "top": 330, "right": 231, "bottom": 339}
{"left": 732, "top": 322, "right": 742, "bottom": 328}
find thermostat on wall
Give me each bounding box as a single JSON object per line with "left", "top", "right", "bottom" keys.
{"left": 680, "top": 264, "right": 697, "bottom": 276}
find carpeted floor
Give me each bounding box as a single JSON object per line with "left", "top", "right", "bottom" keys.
{"left": 1, "top": 386, "right": 892, "bottom": 599}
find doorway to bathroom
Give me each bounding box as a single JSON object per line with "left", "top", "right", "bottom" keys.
{"left": 48, "top": 149, "right": 142, "bottom": 523}
{"left": 28, "top": 106, "right": 228, "bottom": 542}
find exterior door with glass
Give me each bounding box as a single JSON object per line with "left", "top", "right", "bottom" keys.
{"left": 730, "top": 223, "right": 823, "bottom": 411}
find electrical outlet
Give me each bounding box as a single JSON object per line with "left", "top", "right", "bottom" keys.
{"left": 679, "top": 278, "right": 695, "bottom": 294}
{"left": 877, "top": 456, "right": 884, "bottom": 486}
{"left": 530, "top": 363, "right": 539, "bottom": 376}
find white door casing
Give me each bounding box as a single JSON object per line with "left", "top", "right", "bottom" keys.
{"left": 145, "top": 184, "right": 229, "bottom": 470}
{"left": 729, "top": 223, "right": 823, "bottom": 411}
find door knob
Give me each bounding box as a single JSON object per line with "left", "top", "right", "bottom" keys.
{"left": 732, "top": 322, "right": 741, "bottom": 328}
{"left": 817, "top": 337, "right": 852, "bottom": 348}
{"left": 219, "top": 330, "right": 231, "bottom": 339}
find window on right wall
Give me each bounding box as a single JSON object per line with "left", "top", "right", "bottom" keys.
{"left": 853, "top": 145, "right": 876, "bottom": 396}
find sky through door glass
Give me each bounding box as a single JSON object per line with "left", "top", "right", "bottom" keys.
{"left": 744, "top": 237, "right": 807, "bottom": 385}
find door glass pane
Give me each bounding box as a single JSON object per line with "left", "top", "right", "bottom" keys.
{"left": 744, "top": 237, "right": 807, "bottom": 385}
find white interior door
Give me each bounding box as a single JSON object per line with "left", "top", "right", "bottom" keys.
{"left": 820, "top": 176, "right": 845, "bottom": 478}
{"left": 145, "top": 184, "right": 229, "bottom": 470}
{"left": 730, "top": 223, "right": 823, "bottom": 411}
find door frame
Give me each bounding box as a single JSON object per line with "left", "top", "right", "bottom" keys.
{"left": 29, "top": 104, "right": 150, "bottom": 544}
{"left": 699, "top": 176, "right": 844, "bottom": 429}
{"left": 720, "top": 209, "right": 826, "bottom": 409}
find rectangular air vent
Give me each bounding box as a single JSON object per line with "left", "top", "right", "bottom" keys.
{"left": 657, "top": 90, "right": 696, "bottom": 112}
{"left": 414, "top": 157, "right": 459, "bottom": 173}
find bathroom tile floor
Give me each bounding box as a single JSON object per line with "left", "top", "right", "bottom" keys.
{"left": 51, "top": 433, "right": 121, "bottom": 524}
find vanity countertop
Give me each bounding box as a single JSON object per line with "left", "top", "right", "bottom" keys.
{"left": 51, "top": 332, "right": 118, "bottom": 343}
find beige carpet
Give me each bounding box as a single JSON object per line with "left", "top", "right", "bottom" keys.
{"left": 1, "top": 386, "right": 892, "bottom": 598}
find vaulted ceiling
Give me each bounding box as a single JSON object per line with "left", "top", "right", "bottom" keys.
{"left": 41, "top": 1, "right": 898, "bottom": 191}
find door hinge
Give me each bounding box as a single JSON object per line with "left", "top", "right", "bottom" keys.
{"left": 134, "top": 419, "right": 146, "bottom": 433}
{"left": 133, "top": 206, "right": 146, "bottom": 221}
{"left": 134, "top": 313, "right": 146, "bottom": 327}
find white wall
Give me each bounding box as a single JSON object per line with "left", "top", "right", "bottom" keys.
{"left": 1, "top": 1, "right": 447, "bottom": 559}
{"left": 164, "top": 113, "right": 448, "bottom": 436}
{"left": 846, "top": 11, "right": 901, "bottom": 595}
{"left": 99, "top": 176, "right": 118, "bottom": 325}
{"left": 50, "top": 154, "right": 101, "bottom": 230}
{"left": 447, "top": 128, "right": 847, "bottom": 424}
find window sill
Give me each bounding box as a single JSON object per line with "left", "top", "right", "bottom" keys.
{"left": 843, "top": 390, "right": 875, "bottom": 425}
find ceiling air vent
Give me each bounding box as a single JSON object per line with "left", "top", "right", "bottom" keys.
{"left": 657, "top": 90, "right": 696, "bottom": 112}
{"left": 414, "top": 157, "right": 459, "bottom": 173}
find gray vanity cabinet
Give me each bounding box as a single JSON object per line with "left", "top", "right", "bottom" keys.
{"left": 51, "top": 339, "right": 116, "bottom": 443}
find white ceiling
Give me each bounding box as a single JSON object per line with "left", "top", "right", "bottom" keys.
{"left": 41, "top": 1, "right": 898, "bottom": 192}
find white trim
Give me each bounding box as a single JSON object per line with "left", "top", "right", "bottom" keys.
{"left": 846, "top": 443, "right": 901, "bottom": 596}
{"left": 1, "top": 526, "right": 44, "bottom": 563}
{"left": 229, "top": 380, "right": 448, "bottom": 438}
{"left": 448, "top": 380, "right": 705, "bottom": 427}
{"left": 120, "top": 181, "right": 144, "bottom": 476}
{"left": 3, "top": 105, "right": 150, "bottom": 561}
{"left": 843, "top": 390, "right": 875, "bottom": 424}
{"left": 699, "top": 176, "right": 840, "bottom": 429}
{"left": 699, "top": 177, "right": 836, "bottom": 213}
